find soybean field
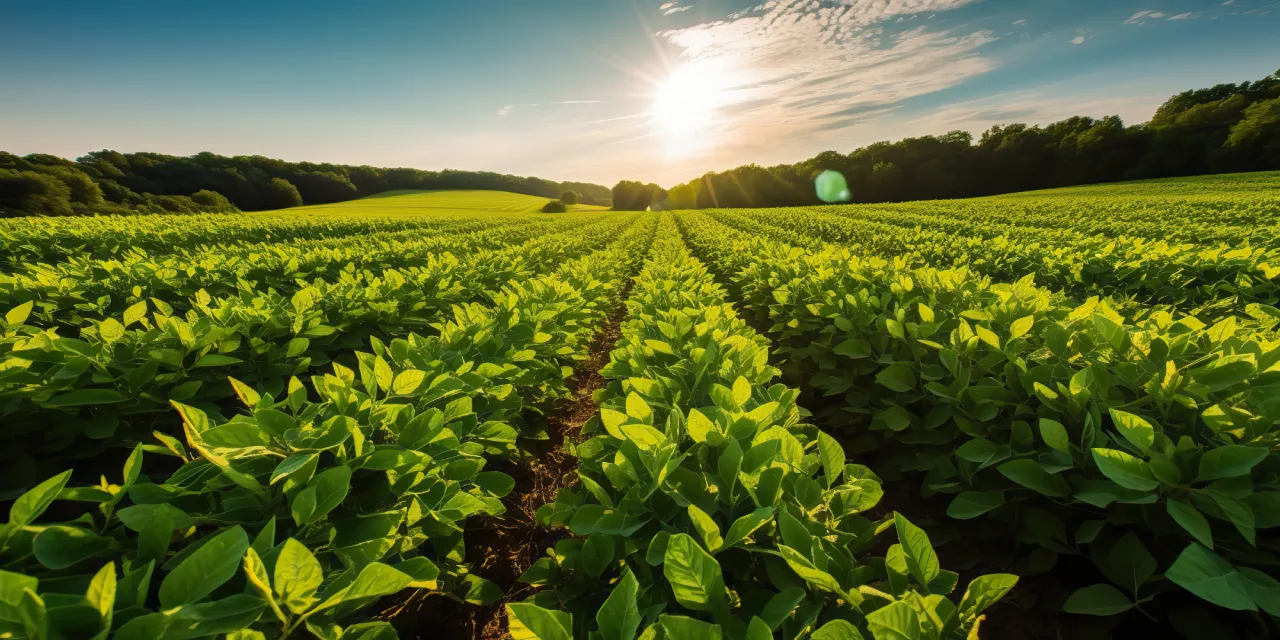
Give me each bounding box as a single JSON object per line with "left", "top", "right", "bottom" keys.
{"left": 2, "top": 175, "right": 1278, "bottom": 640}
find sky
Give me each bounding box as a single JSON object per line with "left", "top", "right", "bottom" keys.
{"left": 1, "top": 0, "right": 1278, "bottom": 187}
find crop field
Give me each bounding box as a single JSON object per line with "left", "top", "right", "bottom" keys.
{"left": 0, "top": 176, "right": 1278, "bottom": 640}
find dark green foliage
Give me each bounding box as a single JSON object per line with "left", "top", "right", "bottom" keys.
{"left": 663, "top": 69, "right": 1280, "bottom": 208}
{"left": 559, "top": 190, "right": 580, "bottom": 205}
{"left": 0, "top": 169, "right": 74, "bottom": 216}
{"left": 611, "top": 180, "right": 666, "bottom": 210}
{"left": 0, "top": 150, "right": 610, "bottom": 217}
{"left": 542, "top": 199, "right": 568, "bottom": 213}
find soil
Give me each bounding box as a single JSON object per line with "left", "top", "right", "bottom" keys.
{"left": 385, "top": 306, "right": 626, "bottom": 639}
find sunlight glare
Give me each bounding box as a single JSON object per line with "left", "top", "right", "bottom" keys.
{"left": 651, "top": 61, "right": 732, "bottom": 158}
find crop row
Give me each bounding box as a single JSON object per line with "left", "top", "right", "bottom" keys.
{"left": 0, "top": 214, "right": 642, "bottom": 493}
{"left": 677, "top": 210, "right": 1280, "bottom": 626}
{"left": 705, "top": 207, "right": 1280, "bottom": 319}
{"left": 0, "top": 214, "right": 655, "bottom": 639}
{"left": 0, "top": 212, "right": 615, "bottom": 328}
{"left": 507, "top": 213, "right": 1017, "bottom": 639}
{"left": 0, "top": 210, "right": 536, "bottom": 269}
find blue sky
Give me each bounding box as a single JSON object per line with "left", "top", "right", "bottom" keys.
{"left": 2, "top": 0, "right": 1277, "bottom": 186}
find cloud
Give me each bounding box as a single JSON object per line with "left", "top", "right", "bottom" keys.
{"left": 1223, "top": 0, "right": 1234, "bottom": 4}
{"left": 1012, "top": 18, "right": 1027, "bottom": 25}
{"left": 1124, "top": 10, "right": 1167, "bottom": 24}
{"left": 496, "top": 100, "right": 602, "bottom": 116}
{"left": 1071, "top": 36, "right": 1085, "bottom": 44}
{"left": 1168, "top": 12, "right": 1198, "bottom": 19}
{"left": 652, "top": 0, "right": 995, "bottom": 161}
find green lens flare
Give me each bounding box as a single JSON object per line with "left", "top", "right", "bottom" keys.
{"left": 815, "top": 170, "right": 851, "bottom": 203}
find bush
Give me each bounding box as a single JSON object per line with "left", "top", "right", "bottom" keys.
{"left": 269, "top": 177, "right": 304, "bottom": 209}
{"left": 0, "top": 169, "right": 74, "bottom": 217}
{"left": 541, "top": 199, "right": 568, "bottom": 213}
{"left": 560, "top": 190, "right": 580, "bottom": 205}
{"left": 189, "top": 189, "right": 237, "bottom": 212}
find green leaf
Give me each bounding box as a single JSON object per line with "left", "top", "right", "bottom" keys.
{"left": 720, "top": 507, "right": 774, "bottom": 551}
{"left": 659, "top": 615, "right": 722, "bottom": 640}
{"left": 1206, "top": 489, "right": 1256, "bottom": 545}
{"left": 1010, "top": 315, "right": 1035, "bottom": 339}
{"left": 1090, "top": 448, "right": 1159, "bottom": 491}
{"left": 957, "top": 574, "right": 1019, "bottom": 618}
{"left": 1196, "top": 445, "right": 1268, "bottom": 483}
{"left": 818, "top": 431, "right": 845, "bottom": 488}
{"left": 1062, "top": 584, "right": 1134, "bottom": 616}
{"left": 812, "top": 619, "right": 865, "bottom": 640}
{"left": 275, "top": 539, "right": 323, "bottom": 615}
{"left": 581, "top": 534, "right": 614, "bottom": 579}
{"left": 32, "top": 526, "right": 111, "bottom": 570}
{"left": 759, "top": 588, "right": 806, "bottom": 629}
{"left": 1108, "top": 409, "right": 1155, "bottom": 453}
{"left": 508, "top": 603, "right": 573, "bottom": 640}
{"left": 745, "top": 617, "right": 773, "bottom": 640}
{"left": 158, "top": 526, "right": 250, "bottom": 608}
{"left": 1167, "top": 499, "right": 1214, "bottom": 549}
{"left": 662, "top": 533, "right": 726, "bottom": 613}
{"left": 9, "top": 469, "right": 72, "bottom": 526}
{"left": 894, "top": 512, "right": 940, "bottom": 588}
{"left": 45, "top": 389, "right": 127, "bottom": 407}
{"left": 86, "top": 561, "right": 117, "bottom": 639}
{"left": 596, "top": 568, "right": 641, "bottom": 640}
{"left": 306, "top": 466, "right": 352, "bottom": 524}
{"left": 192, "top": 354, "right": 243, "bottom": 368}
{"left": 688, "top": 505, "right": 723, "bottom": 553}
{"left": 391, "top": 369, "right": 427, "bottom": 395}
{"left": 6, "top": 301, "right": 33, "bottom": 325}
{"left": 313, "top": 563, "right": 412, "bottom": 613}
{"left": 1190, "top": 354, "right": 1256, "bottom": 392}
{"left": 1038, "top": 419, "right": 1070, "bottom": 453}
{"left": 866, "top": 600, "right": 921, "bottom": 640}
{"left": 1166, "top": 543, "right": 1256, "bottom": 611}
{"left": 1108, "top": 533, "right": 1156, "bottom": 596}
{"left": 946, "top": 492, "right": 1004, "bottom": 520}
{"left": 997, "top": 459, "right": 1071, "bottom": 498}
{"left": 876, "top": 363, "right": 916, "bottom": 393}
{"left": 123, "top": 301, "right": 148, "bottom": 327}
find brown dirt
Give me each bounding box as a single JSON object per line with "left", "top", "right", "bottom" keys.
{"left": 384, "top": 307, "right": 625, "bottom": 639}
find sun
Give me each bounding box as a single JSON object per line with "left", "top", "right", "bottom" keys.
{"left": 651, "top": 61, "right": 731, "bottom": 158}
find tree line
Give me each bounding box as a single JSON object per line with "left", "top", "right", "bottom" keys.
{"left": 612, "top": 67, "right": 1280, "bottom": 210}
{"left": 0, "top": 150, "right": 611, "bottom": 217}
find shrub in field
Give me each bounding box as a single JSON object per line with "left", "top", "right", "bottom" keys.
{"left": 543, "top": 200, "right": 568, "bottom": 213}
{"left": 560, "top": 191, "right": 580, "bottom": 205}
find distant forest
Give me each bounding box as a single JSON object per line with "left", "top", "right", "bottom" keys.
{"left": 0, "top": 150, "right": 611, "bottom": 217}
{"left": 611, "top": 67, "right": 1280, "bottom": 210}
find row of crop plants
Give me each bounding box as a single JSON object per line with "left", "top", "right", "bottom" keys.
{"left": 503, "top": 213, "right": 1017, "bottom": 639}
{"left": 0, "top": 213, "right": 639, "bottom": 493}
{"left": 703, "top": 206, "right": 1280, "bottom": 319}
{"left": 0, "top": 214, "right": 653, "bottom": 638}
{"left": 0, "top": 208, "right": 535, "bottom": 268}
{"left": 676, "top": 210, "right": 1280, "bottom": 632}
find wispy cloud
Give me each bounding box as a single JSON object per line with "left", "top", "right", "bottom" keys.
{"left": 496, "top": 100, "right": 602, "bottom": 116}
{"left": 1168, "top": 12, "right": 1198, "bottom": 20}
{"left": 651, "top": 0, "right": 995, "bottom": 160}
{"left": 1124, "top": 10, "right": 1167, "bottom": 24}
{"left": 661, "top": 1, "right": 696, "bottom": 15}
{"left": 1012, "top": 18, "right": 1027, "bottom": 26}
{"left": 1071, "top": 35, "right": 1085, "bottom": 44}
{"left": 1222, "top": 0, "right": 1234, "bottom": 4}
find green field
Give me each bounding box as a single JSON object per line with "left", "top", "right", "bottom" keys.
{"left": 1, "top": 177, "right": 1278, "bottom": 640}
{"left": 267, "top": 189, "right": 610, "bottom": 216}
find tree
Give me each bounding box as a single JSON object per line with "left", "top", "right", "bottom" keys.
{"left": 269, "top": 178, "right": 304, "bottom": 209}
{"left": 0, "top": 169, "right": 74, "bottom": 216}
{"left": 560, "top": 190, "right": 580, "bottom": 205}
{"left": 541, "top": 200, "right": 568, "bottom": 213}
{"left": 190, "top": 189, "right": 237, "bottom": 212}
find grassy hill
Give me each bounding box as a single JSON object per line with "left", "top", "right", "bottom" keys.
{"left": 255, "top": 189, "right": 609, "bottom": 216}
